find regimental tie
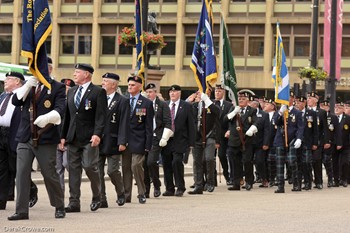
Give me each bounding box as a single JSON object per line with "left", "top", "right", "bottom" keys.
{"left": 35, "top": 84, "right": 42, "bottom": 101}
{"left": 75, "top": 86, "right": 83, "bottom": 109}
{"left": 240, "top": 107, "right": 244, "bottom": 115}
{"left": 0, "top": 92, "right": 13, "bottom": 116}
{"left": 171, "top": 102, "right": 176, "bottom": 132}
{"left": 130, "top": 97, "right": 135, "bottom": 116}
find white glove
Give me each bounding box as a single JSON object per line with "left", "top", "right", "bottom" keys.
{"left": 279, "top": 105, "right": 288, "bottom": 115}
{"left": 16, "top": 76, "right": 38, "bottom": 101}
{"left": 245, "top": 125, "right": 258, "bottom": 137}
{"left": 159, "top": 128, "right": 174, "bottom": 147}
{"left": 201, "top": 93, "right": 212, "bottom": 108}
{"left": 34, "top": 110, "right": 61, "bottom": 128}
{"left": 293, "top": 139, "right": 302, "bottom": 149}
{"left": 227, "top": 106, "right": 241, "bottom": 120}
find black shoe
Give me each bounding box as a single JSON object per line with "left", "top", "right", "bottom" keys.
{"left": 138, "top": 195, "right": 146, "bottom": 204}
{"left": 291, "top": 186, "right": 301, "bottom": 192}
{"left": 90, "top": 201, "right": 101, "bottom": 211}
{"left": 315, "top": 184, "right": 323, "bottom": 189}
{"left": 55, "top": 207, "right": 66, "bottom": 219}
{"left": 0, "top": 200, "right": 6, "bottom": 210}
{"left": 207, "top": 185, "right": 215, "bottom": 192}
{"left": 341, "top": 180, "right": 348, "bottom": 187}
{"left": 145, "top": 193, "right": 150, "bottom": 198}
{"left": 175, "top": 190, "right": 184, "bottom": 197}
{"left": 188, "top": 188, "right": 203, "bottom": 195}
{"left": 7, "top": 195, "right": 14, "bottom": 201}
{"left": 8, "top": 213, "right": 29, "bottom": 221}
{"left": 65, "top": 205, "right": 81, "bottom": 213}
{"left": 162, "top": 191, "right": 175, "bottom": 196}
{"left": 228, "top": 185, "right": 240, "bottom": 191}
{"left": 29, "top": 193, "right": 38, "bottom": 208}
{"left": 226, "top": 180, "right": 234, "bottom": 186}
{"left": 154, "top": 189, "right": 161, "bottom": 198}
{"left": 275, "top": 187, "right": 285, "bottom": 193}
{"left": 334, "top": 181, "right": 340, "bottom": 187}
{"left": 117, "top": 194, "right": 125, "bottom": 206}
{"left": 288, "top": 178, "right": 293, "bottom": 185}
{"left": 100, "top": 201, "right": 108, "bottom": 208}
{"left": 255, "top": 178, "right": 262, "bottom": 183}
{"left": 327, "top": 180, "right": 334, "bottom": 188}
{"left": 203, "top": 184, "right": 208, "bottom": 192}
{"left": 245, "top": 184, "right": 253, "bottom": 191}
{"left": 189, "top": 184, "right": 195, "bottom": 189}
{"left": 259, "top": 180, "right": 268, "bottom": 188}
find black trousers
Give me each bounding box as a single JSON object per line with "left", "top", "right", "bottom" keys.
{"left": 162, "top": 151, "right": 186, "bottom": 193}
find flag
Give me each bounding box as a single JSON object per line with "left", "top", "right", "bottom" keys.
{"left": 135, "top": 0, "right": 145, "bottom": 85}
{"left": 323, "top": 0, "right": 343, "bottom": 80}
{"left": 220, "top": 16, "right": 238, "bottom": 106}
{"left": 21, "top": 0, "right": 52, "bottom": 89}
{"left": 272, "top": 23, "right": 289, "bottom": 105}
{"left": 190, "top": 0, "right": 218, "bottom": 93}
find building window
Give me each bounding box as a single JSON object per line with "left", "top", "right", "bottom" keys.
{"left": 248, "top": 37, "right": 264, "bottom": 56}
{"left": 1, "top": 0, "right": 13, "bottom": 3}
{"left": 61, "top": 36, "right": 75, "bottom": 54}
{"left": 60, "top": 24, "right": 92, "bottom": 55}
{"left": 64, "top": 0, "right": 92, "bottom": 3}
{"left": 294, "top": 37, "right": 309, "bottom": 56}
{"left": 102, "top": 36, "right": 116, "bottom": 55}
{"left": 231, "top": 37, "right": 244, "bottom": 56}
{"left": 185, "top": 37, "right": 195, "bottom": 56}
{"left": 161, "top": 37, "right": 175, "bottom": 55}
{"left": 78, "top": 36, "right": 92, "bottom": 54}
{"left": 0, "top": 24, "right": 12, "bottom": 54}
{"left": 46, "top": 36, "right": 52, "bottom": 55}
{"left": 343, "top": 37, "right": 350, "bottom": 57}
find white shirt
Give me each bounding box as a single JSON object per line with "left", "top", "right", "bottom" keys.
{"left": 169, "top": 99, "right": 180, "bottom": 118}
{"left": 107, "top": 92, "right": 115, "bottom": 107}
{"left": 75, "top": 81, "right": 91, "bottom": 101}
{"left": 0, "top": 89, "right": 18, "bottom": 127}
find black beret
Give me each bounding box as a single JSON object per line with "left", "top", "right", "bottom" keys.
{"left": 320, "top": 99, "right": 329, "bottom": 106}
{"left": 308, "top": 91, "right": 319, "bottom": 99}
{"left": 168, "top": 84, "right": 181, "bottom": 92}
{"left": 47, "top": 57, "right": 52, "bottom": 64}
{"left": 249, "top": 95, "right": 259, "bottom": 102}
{"left": 102, "top": 72, "right": 120, "bottom": 81}
{"left": 145, "top": 83, "right": 156, "bottom": 90}
{"left": 215, "top": 84, "right": 224, "bottom": 90}
{"left": 238, "top": 90, "right": 251, "bottom": 98}
{"left": 265, "top": 98, "right": 276, "bottom": 106}
{"left": 296, "top": 96, "right": 307, "bottom": 102}
{"left": 127, "top": 75, "right": 143, "bottom": 84}
{"left": 61, "top": 78, "right": 75, "bottom": 87}
{"left": 5, "top": 71, "right": 25, "bottom": 81}
{"left": 74, "top": 63, "right": 94, "bottom": 74}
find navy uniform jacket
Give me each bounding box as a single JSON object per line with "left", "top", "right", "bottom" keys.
{"left": 61, "top": 83, "right": 107, "bottom": 144}
{"left": 336, "top": 114, "right": 350, "bottom": 149}
{"left": 273, "top": 107, "right": 304, "bottom": 147}
{"left": 127, "top": 94, "right": 154, "bottom": 154}
{"left": 13, "top": 80, "right": 66, "bottom": 145}
{"left": 163, "top": 99, "right": 195, "bottom": 154}
{"left": 100, "top": 92, "right": 129, "bottom": 155}
{"left": 315, "top": 108, "right": 328, "bottom": 146}
{"left": 324, "top": 111, "right": 338, "bottom": 144}
{"left": 225, "top": 105, "right": 258, "bottom": 148}
{"left": 267, "top": 111, "right": 279, "bottom": 147}
{"left": 193, "top": 101, "right": 221, "bottom": 144}
{"left": 215, "top": 100, "right": 232, "bottom": 143}
{"left": 253, "top": 109, "right": 270, "bottom": 148}
{"left": 301, "top": 109, "right": 319, "bottom": 149}
{"left": 153, "top": 97, "right": 172, "bottom": 142}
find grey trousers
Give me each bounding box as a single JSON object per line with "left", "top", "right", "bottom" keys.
{"left": 99, "top": 153, "right": 124, "bottom": 201}
{"left": 16, "top": 141, "right": 64, "bottom": 214}
{"left": 67, "top": 141, "right": 101, "bottom": 205}
{"left": 56, "top": 148, "right": 68, "bottom": 193}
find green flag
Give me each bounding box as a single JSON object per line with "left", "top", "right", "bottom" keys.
{"left": 220, "top": 16, "right": 238, "bottom": 106}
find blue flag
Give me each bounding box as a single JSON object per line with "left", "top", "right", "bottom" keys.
{"left": 190, "top": 0, "right": 217, "bottom": 93}
{"left": 135, "top": 0, "right": 145, "bottom": 85}
{"left": 21, "top": 0, "right": 52, "bottom": 89}
{"left": 272, "top": 23, "right": 289, "bottom": 105}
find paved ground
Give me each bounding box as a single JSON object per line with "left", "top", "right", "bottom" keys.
{"left": 1, "top": 161, "right": 350, "bottom": 233}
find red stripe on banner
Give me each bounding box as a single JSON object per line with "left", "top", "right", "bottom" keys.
{"left": 323, "top": 0, "right": 331, "bottom": 76}
{"left": 336, "top": 0, "right": 343, "bottom": 80}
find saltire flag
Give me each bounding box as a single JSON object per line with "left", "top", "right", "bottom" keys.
{"left": 135, "top": 0, "right": 145, "bottom": 85}
{"left": 220, "top": 15, "right": 238, "bottom": 106}
{"left": 272, "top": 23, "right": 289, "bottom": 105}
{"left": 190, "top": 0, "right": 217, "bottom": 93}
{"left": 323, "top": 0, "right": 343, "bottom": 80}
{"left": 21, "top": 0, "right": 52, "bottom": 89}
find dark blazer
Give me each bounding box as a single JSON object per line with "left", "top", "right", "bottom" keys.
{"left": 153, "top": 97, "right": 172, "bottom": 142}
{"left": 127, "top": 94, "right": 154, "bottom": 154}
{"left": 324, "top": 111, "right": 338, "bottom": 144}
{"left": 336, "top": 114, "right": 350, "bottom": 149}
{"left": 13, "top": 79, "right": 66, "bottom": 144}
{"left": 193, "top": 101, "right": 220, "bottom": 144}
{"left": 315, "top": 108, "right": 328, "bottom": 146}
{"left": 267, "top": 111, "right": 279, "bottom": 147}
{"left": 164, "top": 99, "right": 195, "bottom": 154}
{"left": 61, "top": 82, "right": 107, "bottom": 144}
{"left": 100, "top": 92, "right": 129, "bottom": 155}
{"left": 273, "top": 107, "right": 304, "bottom": 147}
{"left": 225, "top": 105, "right": 258, "bottom": 148}
{"left": 215, "top": 99, "right": 233, "bottom": 140}
{"left": 301, "top": 109, "right": 319, "bottom": 149}
{"left": 253, "top": 108, "right": 270, "bottom": 147}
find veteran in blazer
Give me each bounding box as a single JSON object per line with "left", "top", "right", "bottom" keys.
{"left": 162, "top": 85, "right": 195, "bottom": 197}
{"left": 144, "top": 83, "right": 172, "bottom": 198}
{"left": 98, "top": 73, "right": 129, "bottom": 208}
{"left": 122, "top": 76, "right": 154, "bottom": 204}
{"left": 60, "top": 64, "right": 107, "bottom": 213}
{"left": 9, "top": 74, "right": 66, "bottom": 220}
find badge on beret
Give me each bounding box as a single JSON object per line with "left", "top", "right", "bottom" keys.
{"left": 344, "top": 124, "right": 349, "bottom": 130}
{"left": 44, "top": 100, "right": 51, "bottom": 108}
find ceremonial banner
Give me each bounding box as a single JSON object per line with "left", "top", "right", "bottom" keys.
{"left": 21, "top": 0, "right": 52, "bottom": 89}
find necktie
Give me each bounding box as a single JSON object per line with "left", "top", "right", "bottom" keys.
{"left": 240, "top": 107, "right": 244, "bottom": 115}
{"left": 35, "top": 84, "right": 42, "bottom": 100}
{"left": 171, "top": 103, "right": 176, "bottom": 132}
{"left": 130, "top": 97, "right": 135, "bottom": 116}
{"left": 0, "top": 92, "right": 13, "bottom": 116}
{"left": 75, "top": 86, "right": 83, "bottom": 109}
{"left": 107, "top": 96, "right": 111, "bottom": 106}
